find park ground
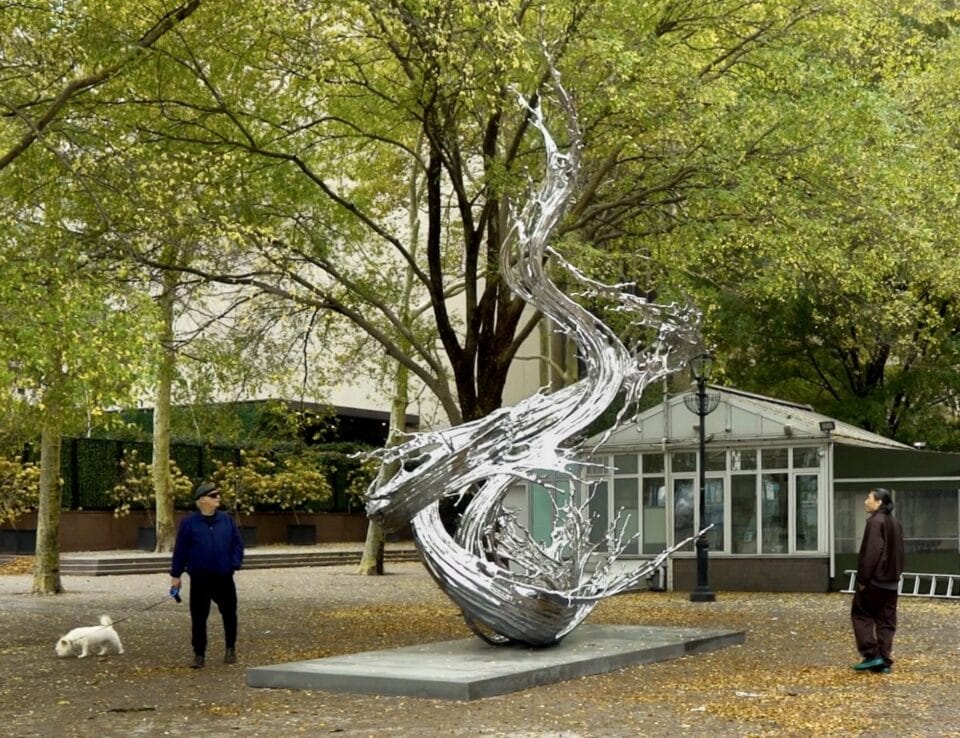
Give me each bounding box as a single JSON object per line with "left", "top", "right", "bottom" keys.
{"left": 1, "top": 556, "right": 958, "bottom": 738}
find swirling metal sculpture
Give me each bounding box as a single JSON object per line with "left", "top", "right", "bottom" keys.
{"left": 366, "top": 81, "right": 701, "bottom": 647}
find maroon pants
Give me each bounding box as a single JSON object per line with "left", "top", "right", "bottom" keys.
{"left": 851, "top": 585, "right": 898, "bottom": 665}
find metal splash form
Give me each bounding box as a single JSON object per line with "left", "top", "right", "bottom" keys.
{"left": 366, "top": 82, "right": 701, "bottom": 647}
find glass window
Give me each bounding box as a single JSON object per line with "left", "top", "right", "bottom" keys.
{"left": 613, "top": 454, "right": 638, "bottom": 475}
{"left": 796, "top": 474, "right": 818, "bottom": 551}
{"left": 531, "top": 479, "right": 570, "bottom": 545}
{"left": 706, "top": 450, "right": 726, "bottom": 471}
{"left": 793, "top": 447, "right": 820, "bottom": 469}
{"left": 704, "top": 478, "right": 724, "bottom": 550}
{"left": 671, "top": 452, "right": 696, "bottom": 473}
{"left": 588, "top": 480, "right": 608, "bottom": 551}
{"left": 644, "top": 478, "right": 665, "bottom": 508}
{"left": 613, "top": 478, "right": 639, "bottom": 554}
{"left": 730, "top": 450, "right": 757, "bottom": 471}
{"left": 761, "top": 473, "right": 788, "bottom": 553}
{"left": 834, "top": 487, "right": 864, "bottom": 554}
{"left": 731, "top": 475, "right": 757, "bottom": 553}
{"left": 674, "top": 478, "right": 695, "bottom": 547}
{"left": 898, "top": 488, "right": 959, "bottom": 556}
{"left": 642, "top": 477, "right": 667, "bottom": 554}
{"left": 585, "top": 457, "right": 608, "bottom": 479}
{"left": 761, "top": 448, "right": 788, "bottom": 469}
{"left": 643, "top": 453, "right": 664, "bottom": 474}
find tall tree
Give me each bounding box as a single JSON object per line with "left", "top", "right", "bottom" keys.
{"left": 359, "top": 132, "right": 430, "bottom": 574}
{"left": 640, "top": 1, "right": 960, "bottom": 446}
{"left": 0, "top": 0, "right": 239, "bottom": 562}
{"left": 118, "top": 0, "right": 812, "bottom": 428}
{"left": 0, "top": 183, "right": 157, "bottom": 593}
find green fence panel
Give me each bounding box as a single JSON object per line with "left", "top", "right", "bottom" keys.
{"left": 57, "top": 437, "right": 354, "bottom": 513}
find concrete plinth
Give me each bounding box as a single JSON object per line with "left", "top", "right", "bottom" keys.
{"left": 247, "top": 624, "right": 745, "bottom": 700}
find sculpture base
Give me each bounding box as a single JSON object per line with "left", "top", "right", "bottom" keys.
{"left": 246, "top": 624, "right": 744, "bottom": 701}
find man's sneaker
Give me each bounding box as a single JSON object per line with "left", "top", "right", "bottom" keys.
{"left": 224, "top": 647, "right": 237, "bottom": 664}
{"left": 190, "top": 653, "right": 205, "bottom": 669}
{"left": 853, "top": 656, "right": 885, "bottom": 671}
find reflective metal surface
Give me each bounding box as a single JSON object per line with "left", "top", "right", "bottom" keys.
{"left": 366, "top": 87, "right": 701, "bottom": 646}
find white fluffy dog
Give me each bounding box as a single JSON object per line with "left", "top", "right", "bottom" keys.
{"left": 55, "top": 614, "right": 124, "bottom": 658}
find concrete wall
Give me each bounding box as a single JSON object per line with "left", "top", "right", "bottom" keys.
{"left": 1, "top": 510, "right": 374, "bottom": 552}
{"left": 672, "top": 556, "right": 831, "bottom": 593}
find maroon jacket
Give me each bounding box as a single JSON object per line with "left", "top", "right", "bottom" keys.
{"left": 856, "top": 511, "right": 905, "bottom": 588}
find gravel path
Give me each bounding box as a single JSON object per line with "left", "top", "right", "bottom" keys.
{"left": 2, "top": 559, "right": 959, "bottom": 737}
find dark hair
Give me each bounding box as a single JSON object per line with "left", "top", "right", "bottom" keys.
{"left": 870, "top": 488, "right": 895, "bottom": 514}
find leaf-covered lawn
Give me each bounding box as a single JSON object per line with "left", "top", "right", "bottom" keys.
{"left": 1, "top": 561, "right": 957, "bottom": 737}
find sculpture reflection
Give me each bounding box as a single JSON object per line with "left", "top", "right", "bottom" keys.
{"left": 366, "top": 82, "right": 701, "bottom": 647}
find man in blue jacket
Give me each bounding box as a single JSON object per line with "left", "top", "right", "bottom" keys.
{"left": 170, "top": 482, "right": 244, "bottom": 669}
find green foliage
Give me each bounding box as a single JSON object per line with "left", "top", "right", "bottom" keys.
{"left": 343, "top": 456, "right": 380, "bottom": 504}
{"left": 0, "top": 404, "right": 40, "bottom": 460}
{"left": 259, "top": 454, "right": 333, "bottom": 519}
{"left": 165, "top": 400, "right": 337, "bottom": 449}
{"left": 581, "top": 0, "right": 960, "bottom": 449}
{"left": 110, "top": 449, "right": 194, "bottom": 522}
{"left": 5, "top": 0, "right": 960, "bottom": 456}
{"left": 210, "top": 448, "right": 352, "bottom": 517}
{"left": 0, "top": 457, "right": 40, "bottom": 528}
{"left": 93, "top": 400, "right": 341, "bottom": 452}
{"left": 210, "top": 442, "right": 378, "bottom": 517}
{"left": 210, "top": 450, "right": 274, "bottom": 516}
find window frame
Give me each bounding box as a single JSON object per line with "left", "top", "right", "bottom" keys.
{"left": 569, "top": 444, "right": 828, "bottom": 556}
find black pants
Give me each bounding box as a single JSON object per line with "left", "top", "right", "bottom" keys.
{"left": 851, "top": 584, "right": 898, "bottom": 665}
{"left": 188, "top": 571, "right": 238, "bottom": 656}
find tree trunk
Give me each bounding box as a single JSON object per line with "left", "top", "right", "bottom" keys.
{"left": 153, "top": 275, "right": 177, "bottom": 552}
{"left": 359, "top": 166, "right": 420, "bottom": 576}
{"left": 358, "top": 359, "right": 410, "bottom": 575}
{"left": 32, "top": 389, "right": 63, "bottom": 594}
{"left": 358, "top": 518, "right": 386, "bottom": 576}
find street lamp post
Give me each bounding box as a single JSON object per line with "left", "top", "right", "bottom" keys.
{"left": 683, "top": 352, "right": 719, "bottom": 603}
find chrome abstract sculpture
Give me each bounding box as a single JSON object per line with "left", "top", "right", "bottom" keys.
{"left": 366, "top": 81, "right": 701, "bottom": 647}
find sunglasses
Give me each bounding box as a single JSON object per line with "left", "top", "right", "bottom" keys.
{"left": 204, "top": 492, "right": 221, "bottom": 499}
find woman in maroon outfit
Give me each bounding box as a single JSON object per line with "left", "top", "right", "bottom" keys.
{"left": 851, "top": 488, "right": 905, "bottom": 674}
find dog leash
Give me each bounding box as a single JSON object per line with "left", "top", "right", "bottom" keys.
{"left": 79, "top": 588, "right": 182, "bottom": 636}
{"left": 108, "top": 589, "right": 182, "bottom": 627}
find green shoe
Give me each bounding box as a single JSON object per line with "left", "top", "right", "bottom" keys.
{"left": 853, "top": 657, "right": 885, "bottom": 671}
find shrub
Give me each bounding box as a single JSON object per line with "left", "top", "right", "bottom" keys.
{"left": 212, "top": 448, "right": 359, "bottom": 521}
{"left": 0, "top": 457, "right": 40, "bottom": 528}
{"left": 210, "top": 450, "right": 274, "bottom": 516}
{"left": 259, "top": 454, "right": 333, "bottom": 523}
{"left": 210, "top": 447, "right": 378, "bottom": 520}
{"left": 344, "top": 456, "right": 380, "bottom": 505}
{"left": 110, "top": 449, "right": 194, "bottom": 524}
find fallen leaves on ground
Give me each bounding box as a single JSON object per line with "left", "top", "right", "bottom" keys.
{"left": 2, "top": 563, "right": 959, "bottom": 737}
{"left": 0, "top": 556, "right": 33, "bottom": 575}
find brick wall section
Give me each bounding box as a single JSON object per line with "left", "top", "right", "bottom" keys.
{"left": 672, "top": 556, "right": 830, "bottom": 593}
{"left": 1, "top": 510, "right": 370, "bottom": 552}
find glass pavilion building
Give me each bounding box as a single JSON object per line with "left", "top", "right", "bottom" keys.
{"left": 509, "top": 387, "right": 960, "bottom": 592}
